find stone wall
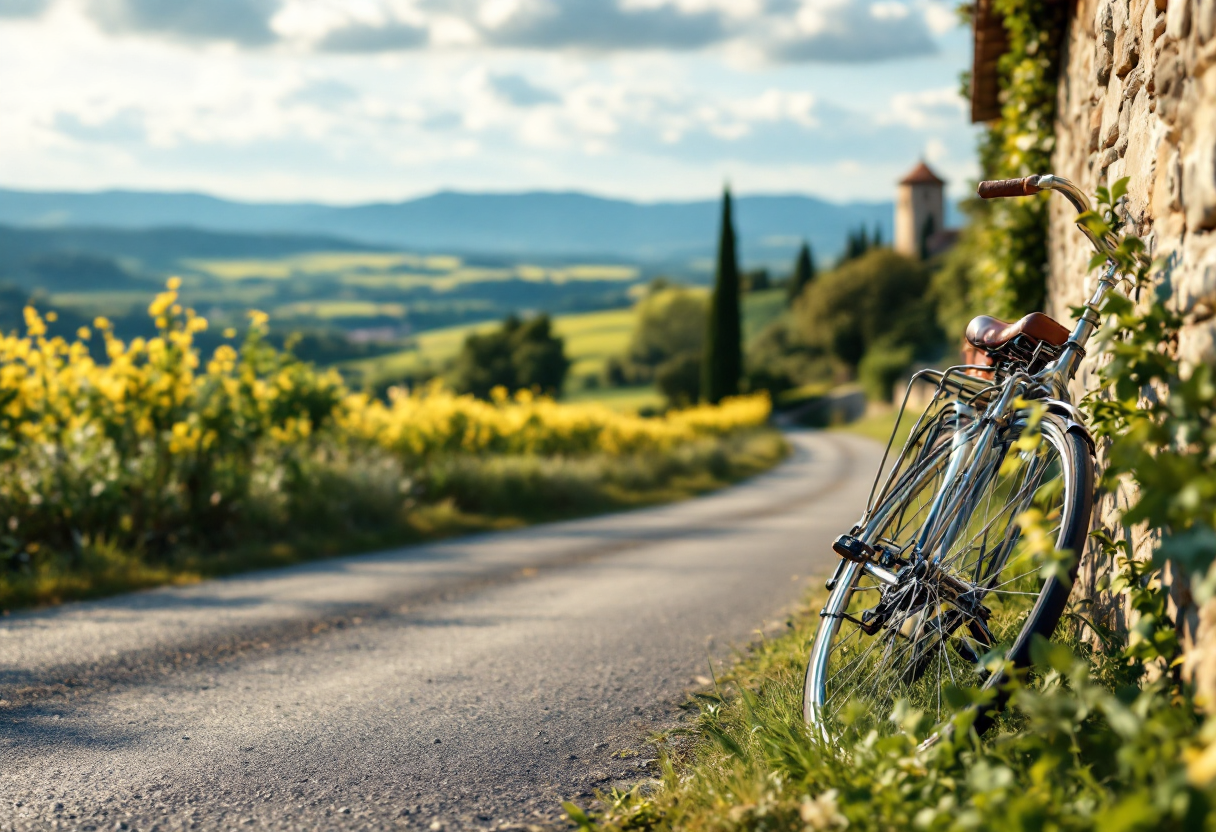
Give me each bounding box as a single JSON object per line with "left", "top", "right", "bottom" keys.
{"left": 1049, "top": 0, "right": 1216, "bottom": 635}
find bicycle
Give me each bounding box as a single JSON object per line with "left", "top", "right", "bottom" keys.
{"left": 802, "top": 173, "right": 1141, "bottom": 739}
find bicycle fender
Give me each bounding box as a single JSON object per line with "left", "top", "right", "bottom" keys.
{"left": 1042, "top": 399, "right": 1096, "bottom": 456}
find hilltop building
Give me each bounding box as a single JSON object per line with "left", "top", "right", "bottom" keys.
{"left": 894, "top": 161, "right": 955, "bottom": 259}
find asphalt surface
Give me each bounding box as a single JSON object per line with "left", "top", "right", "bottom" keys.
{"left": 0, "top": 430, "right": 882, "bottom": 832}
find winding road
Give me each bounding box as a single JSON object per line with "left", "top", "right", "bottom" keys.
{"left": 0, "top": 430, "right": 881, "bottom": 832}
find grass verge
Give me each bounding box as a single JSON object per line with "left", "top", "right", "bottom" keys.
{"left": 566, "top": 576, "right": 1209, "bottom": 831}
{"left": 0, "top": 429, "right": 789, "bottom": 612}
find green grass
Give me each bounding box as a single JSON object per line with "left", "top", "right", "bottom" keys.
{"left": 1, "top": 430, "right": 788, "bottom": 611}
{"left": 742, "top": 288, "right": 787, "bottom": 340}
{"left": 276, "top": 300, "right": 408, "bottom": 320}
{"left": 184, "top": 251, "right": 639, "bottom": 288}
{"left": 554, "top": 307, "right": 637, "bottom": 378}
{"left": 562, "top": 385, "right": 665, "bottom": 412}
{"left": 568, "top": 574, "right": 1200, "bottom": 832}
{"left": 831, "top": 406, "right": 910, "bottom": 448}
{"left": 345, "top": 290, "right": 796, "bottom": 388}
{"left": 343, "top": 306, "right": 637, "bottom": 386}
{"left": 185, "top": 252, "right": 450, "bottom": 281}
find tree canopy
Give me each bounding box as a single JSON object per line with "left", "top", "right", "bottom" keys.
{"left": 451, "top": 314, "right": 570, "bottom": 399}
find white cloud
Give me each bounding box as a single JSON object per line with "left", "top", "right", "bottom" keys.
{"left": 0, "top": 0, "right": 974, "bottom": 202}
{"left": 882, "top": 86, "right": 964, "bottom": 129}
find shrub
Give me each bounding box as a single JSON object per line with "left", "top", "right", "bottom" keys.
{"left": 655, "top": 352, "right": 702, "bottom": 407}
{"left": 857, "top": 338, "right": 914, "bottom": 402}
{"left": 0, "top": 280, "right": 773, "bottom": 603}
{"left": 449, "top": 313, "right": 570, "bottom": 399}
{"left": 795, "top": 248, "right": 939, "bottom": 370}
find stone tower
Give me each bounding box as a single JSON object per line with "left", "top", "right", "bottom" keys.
{"left": 895, "top": 161, "right": 945, "bottom": 259}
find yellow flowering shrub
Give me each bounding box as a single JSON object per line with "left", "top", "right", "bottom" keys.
{"left": 0, "top": 281, "right": 770, "bottom": 571}
{"left": 340, "top": 384, "right": 770, "bottom": 464}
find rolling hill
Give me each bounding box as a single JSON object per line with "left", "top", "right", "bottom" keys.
{"left": 0, "top": 187, "right": 901, "bottom": 265}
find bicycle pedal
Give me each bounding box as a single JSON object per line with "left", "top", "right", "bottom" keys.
{"left": 832, "top": 534, "right": 874, "bottom": 564}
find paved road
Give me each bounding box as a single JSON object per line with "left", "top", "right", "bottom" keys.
{"left": 0, "top": 431, "right": 881, "bottom": 832}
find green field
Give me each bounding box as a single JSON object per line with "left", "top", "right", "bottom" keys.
{"left": 561, "top": 385, "right": 665, "bottom": 412}
{"left": 341, "top": 306, "right": 638, "bottom": 387}
{"left": 742, "top": 288, "right": 786, "bottom": 340}
{"left": 343, "top": 289, "right": 790, "bottom": 406}
{"left": 35, "top": 249, "right": 649, "bottom": 351}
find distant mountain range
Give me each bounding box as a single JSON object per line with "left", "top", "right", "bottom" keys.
{"left": 0, "top": 187, "right": 910, "bottom": 266}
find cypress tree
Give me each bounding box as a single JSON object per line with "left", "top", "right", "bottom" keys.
{"left": 787, "top": 240, "right": 816, "bottom": 305}
{"left": 702, "top": 186, "right": 741, "bottom": 404}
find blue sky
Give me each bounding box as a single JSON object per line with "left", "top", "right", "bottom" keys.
{"left": 0, "top": 0, "right": 979, "bottom": 204}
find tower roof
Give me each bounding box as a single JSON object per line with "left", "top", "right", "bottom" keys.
{"left": 899, "top": 161, "right": 945, "bottom": 186}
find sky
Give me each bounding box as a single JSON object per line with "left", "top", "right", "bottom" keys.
{"left": 0, "top": 0, "right": 980, "bottom": 205}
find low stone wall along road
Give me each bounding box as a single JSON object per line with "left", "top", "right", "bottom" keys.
{"left": 0, "top": 430, "right": 882, "bottom": 831}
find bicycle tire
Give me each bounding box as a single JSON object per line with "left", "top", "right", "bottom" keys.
{"left": 803, "top": 412, "right": 1094, "bottom": 736}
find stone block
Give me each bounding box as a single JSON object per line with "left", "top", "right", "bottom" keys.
{"left": 1090, "top": 104, "right": 1105, "bottom": 151}
{"left": 1101, "top": 75, "right": 1124, "bottom": 146}
{"left": 1116, "top": 29, "right": 1142, "bottom": 75}
{"left": 1167, "top": 0, "right": 1192, "bottom": 39}
{"left": 1178, "top": 319, "right": 1216, "bottom": 376}
{"left": 1200, "top": 0, "right": 1216, "bottom": 42}
{"left": 1098, "top": 43, "right": 1115, "bottom": 85}
{"left": 1176, "top": 243, "right": 1216, "bottom": 316}
{"left": 1124, "top": 67, "right": 1146, "bottom": 100}
{"left": 1184, "top": 71, "right": 1216, "bottom": 231}
{"left": 1153, "top": 143, "right": 1184, "bottom": 215}
{"left": 1155, "top": 42, "right": 1185, "bottom": 124}
{"left": 1185, "top": 127, "right": 1216, "bottom": 230}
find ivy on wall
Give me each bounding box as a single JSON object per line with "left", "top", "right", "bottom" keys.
{"left": 943, "top": 0, "right": 1066, "bottom": 324}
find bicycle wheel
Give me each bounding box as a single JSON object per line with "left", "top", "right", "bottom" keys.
{"left": 803, "top": 411, "right": 1093, "bottom": 736}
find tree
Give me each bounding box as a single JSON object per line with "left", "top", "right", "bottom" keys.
{"left": 702, "top": 187, "right": 742, "bottom": 404}
{"left": 655, "top": 352, "right": 702, "bottom": 406}
{"left": 842, "top": 225, "right": 873, "bottom": 262}
{"left": 627, "top": 287, "right": 707, "bottom": 368}
{"left": 795, "top": 248, "right": 939, "bottom": 370}
{"left": 786, "top": 240, "right": 816, "bottom": 305}
{"left": 450, "top": 314, "right": 570, "bottom": 399}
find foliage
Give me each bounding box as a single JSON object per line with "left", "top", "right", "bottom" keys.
{"left": 703, "top": 188, "right": 742, "bottom": 404}
{"left": 628, "top": 287, "right": 708, "bottom": 369}
{"left": 957, "top": 0, "right": 1067, "bottom": 319}
{"left": 786, "top": 242, "right": 816, "bottom": 306}
{"left": 744, "top": 317, "right": 835, "bottom": 396}
{"left": 449, "top": 313, "right": 570, "bottom": 399}
{"left": 857, "top": 338, "right": 915, "bottom": 402}
{"left": 0, "top": 281, "right": 775, "bottom": 607}
{"left": 743, "top": 268, "right": 771, "bottom": 293}
{"left": 343, "top": 384, "right": 771, "bottom": 464}
{"left": 795, "top": 248, "right": 939, "bottom": 371}
{"left": 839, "top": 225, "right": 883, "bottom": 264}
{"left": 569, "top": 595, "right": 1208, "bottom": 832}
{"left": 930, "top": 199, "right": 992, "bottom": 341}
{"left": 655, "top": 352, "right": 703, "bottom": 407}
{"left": 604, "top": 286, "right": 708, "bottom": 406}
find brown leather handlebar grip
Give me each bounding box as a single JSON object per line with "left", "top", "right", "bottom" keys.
{"left": 977, "top": 177, "right": 1042, "bottom": 198}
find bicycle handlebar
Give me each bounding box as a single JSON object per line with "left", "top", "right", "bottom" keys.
{"left": 976, "top": 173, "right": 1125, "bottom": 260}
{"left": 977, "top": 177, "right": 1041, "bottom": 198}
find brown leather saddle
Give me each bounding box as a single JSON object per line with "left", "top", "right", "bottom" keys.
{"left": 964, "top": 312, "right": 1071, "bottom": 374}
